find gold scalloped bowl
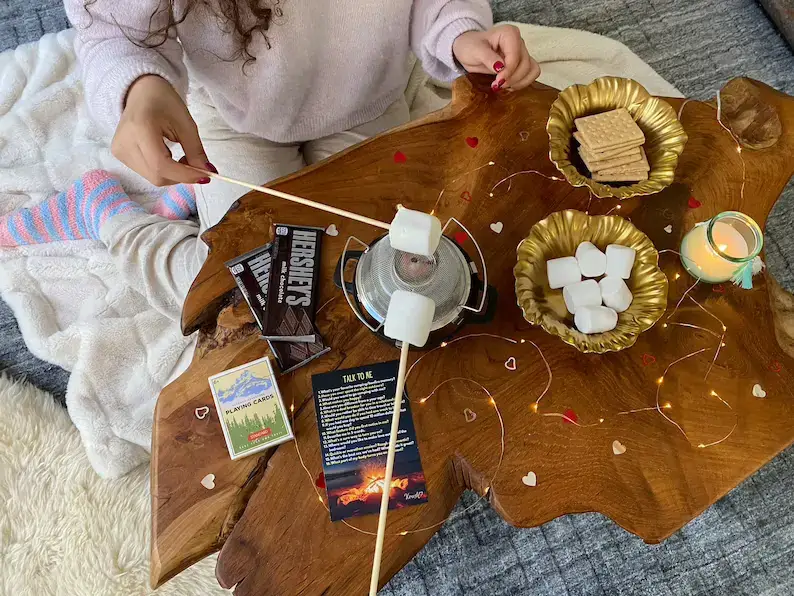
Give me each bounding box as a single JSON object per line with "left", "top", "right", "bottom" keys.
{"left": 514, "top": 210, "right": 668, "bottom": 354}
{"left": 547, "top": 77, "right": 688, "bottom": 199}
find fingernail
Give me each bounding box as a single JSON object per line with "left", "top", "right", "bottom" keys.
{"left": 497, "top": 79, "right": 506, "bottom": 89}
{"left": 205, "top": 162, "right": 218, "bottom": 174}
{"left": 491, "top": 82, "right": 500, "bottom": 92}
{"left": 179, "top": 156, "right": 188, "bottom": 164}
{"left": 493, "top": 61, "right": 505, "bottom": 72}
{"left": 198, "top": 177, "right": 211, "bottom": 184}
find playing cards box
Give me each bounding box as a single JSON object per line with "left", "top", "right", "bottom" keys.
{"left": 209, "top": 356, "right": 294, "bottom": 460}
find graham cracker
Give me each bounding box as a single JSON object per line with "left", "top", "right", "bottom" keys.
{"left": 574, "top": 108, "right": 645, "bottom": 152}
{"left": 595, "top": 148, "right": 650, "bottom": 175}
{"left": 579, "top": 146, "right": 644, "bottom": 173}
{"left": 579, "top": 142, "right": 641, "bottom": 163}
{"left": 592, "top": 169, "right": 649, "bottom": 182}
{"left": 573, "top": 132, "right": 642, "bottom": 158}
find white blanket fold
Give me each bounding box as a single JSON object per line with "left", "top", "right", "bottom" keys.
{"left": 0, "top": 24, "right": 680, "bottom": 478}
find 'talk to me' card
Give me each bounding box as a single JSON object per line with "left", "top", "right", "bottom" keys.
{"left": 209, "top": 356, "right": 294, "bottom": 460}
{"left": 312, "top": 360, "right": 428, "bottom": 521}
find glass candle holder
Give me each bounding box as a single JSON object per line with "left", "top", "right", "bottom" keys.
{"left": 679, "top": 211, "right": 763, "bottom": 284}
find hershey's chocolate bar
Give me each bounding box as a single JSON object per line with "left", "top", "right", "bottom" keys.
{"left": 263, "top": 224, "right": 324, "bottom": 343}
{"left": 225, "top": 243, "right": 273, "bottom": 331}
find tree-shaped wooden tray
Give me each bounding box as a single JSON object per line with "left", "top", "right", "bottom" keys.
{"left": 150, "top": 76, "right": 794, "bottom": 595}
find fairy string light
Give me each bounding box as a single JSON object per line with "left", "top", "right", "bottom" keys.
{"left": 431, "top": 161, "right": 513, "bottom": 214}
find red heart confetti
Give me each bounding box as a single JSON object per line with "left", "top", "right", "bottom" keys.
{"left": 713, "top": 284, "right": 725, "bottom": 294}
{"left": 460, "top": 191, "right": 472, "bottom": 202}
{"left": 769, "top": 361, "right": 782, "bottom": 373}
{"left": 641, "top": 353, "right": 656, "bottom": 366}
{"left": 465, "top": 136, "right": 479, "bottom": 148}
{"left": 393, "top": 151, "right": 407, "bottom": 164}
{"left": 563, "top": 408, "right": 578, "bottom": 425}
{"left": 688, "top": 197, "right": 702, "bottom": 209}
{"left": 315, "top": 472, "right": 326, "bottom": 489}
{"left": 453, "top": 231, "right": 469, "bottom": 245}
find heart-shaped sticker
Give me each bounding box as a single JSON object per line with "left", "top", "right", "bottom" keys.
{"left": 664, "top": 225, "right": 673, "bottom": 234}
{"left": 195, "top": 406, "right": 210, "bottom": 420}
{"left": 752, "top": 384, "right": 767, "bottom": 398}
{"left": 713, "top": 284, "right": 725, "bottom": 294}
{"left": 464, "top": 408, "right": 477, "bottom": 423}
{"left": 563, "top": 408, "right": 578, "bottom": 425}
{"left": 325, "top": 224, "right": 339, "bottom": 237}
{"left": 519, "top": 131, "right": 530, "bottom": 142}
{"left": 688, "top": 197, "right": 702, "bottom": 209}
{"left": 521, "top": 471, "right": 537, "bottom": 487}
{"left": 460, "top": 191, "right": 472, "bottom": 202}
{"left": 490, "top": 221, "right": 504, "bottom": 234}
{"left": 465, "top": 136, "right": 479, "bottom": 148}
{"left": 612, "top": 440, "right": 627, "bottom": 455}
{"left": 504, "top": 357, "right": 517, "bottom": 371}
{"left": 393, "top": 151, "right": 407, "bottom": 164}
{"left": 769, "top": 361, "right": 782, "bottom": 373}
{"left": 201, "top": 474, "right": 216, "bottom": 490}
{"left": 315, "top": 472, "right": 326, "bottom": 489}
{"left": 453, "top": 231, "right": 469, "bottom": 245}
{"left": 641, "top": 353, "right": 656, "bottom": 366}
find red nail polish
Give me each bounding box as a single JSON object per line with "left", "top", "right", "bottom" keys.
{"left": 205, "top": 162, "right": 218, "bottom": 174}
{"left": 491, "top": 82, "right": 500, "bottom": 92}
{"left": 494, "top": 61, "right": 505, "bottom": 72}
{"left": 198, "top": 177, "right": 211, "bottom": 184}
{"left": 497, "top": 79, "right": 506, "bottom": 89}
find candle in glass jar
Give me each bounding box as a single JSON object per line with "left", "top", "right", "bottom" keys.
{"left": 680, "top": 221, "right": 749, "bottom": 283}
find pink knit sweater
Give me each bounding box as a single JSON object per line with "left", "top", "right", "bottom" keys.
{"left": 64, "top": 1, "right": 493, "bottom": 142}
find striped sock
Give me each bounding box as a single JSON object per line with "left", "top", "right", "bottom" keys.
{"left": 151, "top": 184, "right": 197, "bottom": 220}
{"left": 0, "top": 170, "right": 144, "bottom": 247}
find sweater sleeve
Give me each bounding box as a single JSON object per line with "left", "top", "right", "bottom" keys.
{"left": 64, "top": 1, "right": 188, "bottom": 135}
{"left": 410, "top": 0, "right": 493, "bottom": 82}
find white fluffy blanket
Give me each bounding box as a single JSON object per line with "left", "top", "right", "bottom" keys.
{"left": 0, "top": 25, "right": 680, "bottom": 478}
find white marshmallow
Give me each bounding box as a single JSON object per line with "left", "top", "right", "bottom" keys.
{"left": 599, "top": 276, "right": 633, "bottom": 313}
{"left": 605, "top": 244, "right": 636, "bottom": 279}
{"left": 563, "top": 279, "right": 601, "bottom": 315}
{"left": 574, "top": 305, "right": 619, "bottom": 334}
{"left": 575, "top": 242, "right": 607, "bottom": 277}
{"left": 547, "top": 256, "right": 581, "bottom": 289}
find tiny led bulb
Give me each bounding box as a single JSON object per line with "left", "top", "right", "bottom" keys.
{"left": 674, "top": 273, "right": 681, "bottom": 280}
{"left": 318, "top": 495, "right": 324, "bottom": 503}
{"left": 710, "top": 390, "right": 718, "bottom": 397}
{"left": 737, "top": 146, "right": 742, "bottom": 153}
{"left": 488, "top": 161, "right": 495, "bottom": 166}
{"left": 520, "top": 339, "right": 526, "bottom": 343}
{"left": 721, "top": 342, "right": 726, "bottom": 347}
{"left": 657, "top": 377, "right": 664, "bottom": 385}
{"left": 484, "top": 486, "right": 490, "bottom": 495}
{"left": 530, "top": 403, "right": 539, "bottom": 413}
{"left": 663, "top": 402, "right": 672, "bottom": 409}
{"left": 419, "top": 398, "right": 427, "bottom": 404}
{"left": 489, "top": 193, "right": 494, "bottom": 197}
{"left": 599, "top": 418, "right": 604, "bottom": 423}
{"left": 698, "top": 443, "right": 706, "bottom": 449}
{"left": 440, "top": 342, "right": 448, "bottom": 348}
{"left": 663, "top": 323, "right": 668, "bottom": 328}
{"left": 489, "top": 398, "right": 496, "bottom": 406}
{"left": 400, "top": 531, "right": 408, "bottom": 536}
{"left": 617, "top": 204, "right": 622, "bottom": 210}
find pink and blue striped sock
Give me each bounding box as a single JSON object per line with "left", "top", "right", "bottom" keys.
{"left": 0, "top": 170, "right": 144, "bottom": 247}
{"left": 151, "top": 184, "right": 197, "bottom": 220}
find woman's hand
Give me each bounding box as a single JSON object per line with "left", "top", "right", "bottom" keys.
{"left": 452, "top": 25, "right": 540, "bottom": 92}
{"left": 112, "top": 75, "right": 213, "bottom": 186}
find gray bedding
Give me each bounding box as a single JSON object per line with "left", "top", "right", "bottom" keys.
{"left": 1, "top": 1, "right": 793, "bottom": 594}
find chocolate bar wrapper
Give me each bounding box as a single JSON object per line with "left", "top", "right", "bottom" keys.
{"left": 268, "top": 327, "right": 331, "bottom": 374}
{"left": 263, "top": 224, "right": 324, "bottom": 342}
{"left": 225, "top": 243, "right": 273, "bottom": 331}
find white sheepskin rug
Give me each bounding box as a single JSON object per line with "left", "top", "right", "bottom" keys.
{"left": 0, "top": 375, "right": 230, "bottom": 596}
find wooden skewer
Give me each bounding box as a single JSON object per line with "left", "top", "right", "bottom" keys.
{"left": 369, "top": 341, "right": 411, "bottom": 596}
{"left": 187, "top": 166, "right": 391, "bottom": 231}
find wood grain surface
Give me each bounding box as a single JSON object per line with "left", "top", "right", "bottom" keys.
{"left": 150, "top": 76, "right": 794, "bottom": 594}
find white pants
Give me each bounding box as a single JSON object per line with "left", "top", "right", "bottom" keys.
{"left": 100, "top": 93, "right": 410, "bottom": 322}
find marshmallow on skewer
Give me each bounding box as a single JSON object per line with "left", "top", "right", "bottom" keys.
{"left": 575, "top": 242, "right": 607, "bottom": 278}
{"left": 599, "top": 276, "right": 633, "bottom": 313}
{"left": 547, "top": 256, "right": 581, "bottom": 289}
{"left": 563, "top": 279, "right": 601, "bottom": 315}
{"left": 574, "top": 305, "right": 618, "bottom": 334}
{"left": 605, "top": 244, "right": 636, "bottom": 279}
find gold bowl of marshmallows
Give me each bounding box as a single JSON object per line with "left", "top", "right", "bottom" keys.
{"left": 514, "top": 210, "right": 668, "bottom": 353}
{"left": 547, "top": 77, "right": 688, "bottom": 199}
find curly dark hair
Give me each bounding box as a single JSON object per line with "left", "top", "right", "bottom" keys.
{"left": 86, "top": 0, "right": 281, "bottom": 66}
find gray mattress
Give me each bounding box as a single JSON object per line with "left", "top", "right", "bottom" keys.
{"left": 1, "top": 1, "right": 794, "bottom": 595}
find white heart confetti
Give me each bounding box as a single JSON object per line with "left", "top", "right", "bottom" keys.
{"left": 325, "top": 224, "right": 339, "bottom": 237}
{"left": 521, "top": 472, "right": 537, "bottom": 487}
{"left": 464, "top": 408, "right": 477, "bottom": 423}
{"left": 612, "top": 440, "right": 627, "bottom": 455}
{"left": 490, "top": 221, "right": 504, "bottom": 234}
{"left": 504, "top": 357, "right": 517, "bottom": 371}
{"left": 195, "top": 406, "right": 210, "bottom": 420}
{"left": 752, "top": 384, "right": 767, "bottom": 398}
{"left": 201, "top": 474, "right": 216, "bottom": 490}
{"left": 664, "top": 225, "right": 673, "bottom": 234}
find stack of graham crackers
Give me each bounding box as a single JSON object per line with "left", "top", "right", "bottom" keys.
{"left": 574, "top": 108, "right": 649, "bottom": 182}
